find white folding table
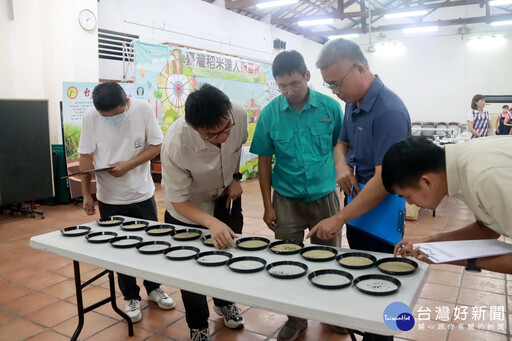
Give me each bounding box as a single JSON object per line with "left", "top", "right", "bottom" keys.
{"left": 30, "top": 216, "right": 430, "bottom": 339}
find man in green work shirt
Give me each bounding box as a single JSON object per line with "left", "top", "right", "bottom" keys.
{"left": 250, "top": 50, "right": 344, "bottom": 341}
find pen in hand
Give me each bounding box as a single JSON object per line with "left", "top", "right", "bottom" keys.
{"left": 349, "top": 164, "right": 357, "bottom": 197}
{"left": 229, "top": 198, "right": 233, "bottom": 216}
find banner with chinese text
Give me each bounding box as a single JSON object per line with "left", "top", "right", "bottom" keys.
{"left": 135, "top": 42, "right": 278, "bottom": 180}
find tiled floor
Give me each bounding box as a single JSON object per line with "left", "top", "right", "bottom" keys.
{"left": 0, "top": 179, "right": 510, "bottom": 341}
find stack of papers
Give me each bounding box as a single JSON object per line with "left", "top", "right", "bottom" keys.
{"left": 413, "top": 239, "right": 512, "bottom": 263}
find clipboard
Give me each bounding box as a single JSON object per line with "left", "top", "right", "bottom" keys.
{"left": 61, "top": 167, "right": 114, "bottom": 179}
{"left": 414, "top": 239, "right": 512, "bottom": 263}
{"left": 346, "top": 183, "right": 405, "bottom": 245}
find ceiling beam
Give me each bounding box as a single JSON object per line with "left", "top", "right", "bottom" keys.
{"left": 304, "top": 12, "right": 512, "bottom": 36}
{"left": 272, "top": 0, "right": 483, "bottom": 25}
{"left": 373, "top": 12, "right": 512, "bottom": 31}
{"left": 225, "top": 0, "right": 262, "bottom": 9}
{"left": 338, "top": 0, "right": 344, "bottom": 15}
{"left": 360, "top": 0, "right": 367, "bottom": 33}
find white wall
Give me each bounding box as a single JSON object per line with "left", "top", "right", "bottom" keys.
{"left": 2, "top": 0, "right": 511, "bottom": 144}
{"left": 97, "top": 0, "right": 331, "bottom": 96}
{"left": 0, "top": 0, "right": 99, "bottom": 144}
{"left": 359, "top": 33, "right": 512, "bottom": 123}
{"left": 354, "top": 4, "right": 512, "bottom": 123}
{"left": 98, "top": 0, "right": 512, "bottom": 124}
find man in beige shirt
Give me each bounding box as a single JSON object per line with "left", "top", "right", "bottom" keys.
{"left": 161, "top": 83, "right": 248, "bottom": 341}
{"left": 382, "top": 136, "right": 512, "bottom": 274}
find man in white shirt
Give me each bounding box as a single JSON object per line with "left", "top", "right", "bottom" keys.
{"left": 78, "top": 82, "right": 175, "bottom": 323}
{"left": 161, "top": 83, "right": 248, "bottom": 341}
{"left": 382, "top": 136, "right": 512, "bottom": 274}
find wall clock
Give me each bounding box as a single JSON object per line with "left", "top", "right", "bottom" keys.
{"left": 79, "top": 9, "right": 96, "bottom": 31}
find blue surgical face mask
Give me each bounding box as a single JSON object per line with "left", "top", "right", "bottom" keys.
{"left": 103, "top": 112, "right": 127, "bottom": 126}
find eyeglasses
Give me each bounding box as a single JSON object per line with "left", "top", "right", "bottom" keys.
{"left": 277, "top": 75, "right": 306, "bottom": 93}
{"left": 198, "top": 111, "right": 235, "bottom": 142}
{"left": 323, "top": 64, "right": 357, "bottom": 91}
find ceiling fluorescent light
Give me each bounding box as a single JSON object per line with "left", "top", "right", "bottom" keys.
{"left": 256, "top": 0, "right": 298, "bottom": 9}
{"left": 489, "top": 0, "right": 512, "bottom": 6}
{"left": 403, "top": 26, "right": 439, "bottom": 34}
{"left": 328, "top": 34, "right": 360, "bottom": 40}
{"left": 491, "top": 20, "right": 512, "bottom": 26}
{"left": 297, "top": 18, "right": 334, "bottom": 27}
{"left": 384, "top": 10, "right": 428, "bottom": 19}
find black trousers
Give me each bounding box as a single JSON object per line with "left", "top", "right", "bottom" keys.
{"left": 98, "top": 197, "right": 161, "bottom": 301}
{"left": 344, "top": 197, "right": 395, "bottom": 341}
{"left": 165, "top": 195, "right": 243, "bottom": 329}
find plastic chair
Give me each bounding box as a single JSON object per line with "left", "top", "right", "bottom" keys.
{"left": 448, "top": 122, "right": 460, "bottom": 138}
{"left": 412, "top": 121, "right": 422, "bottom": 136}
{"left": 421, "top": 122, "right": 436, "bottom": 138}
{"left": 436, "top": 122, "right": 447, "bottom": 137}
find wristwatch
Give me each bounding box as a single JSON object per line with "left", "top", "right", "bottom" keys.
{"left": 465, "top": 258, "right": 481, "bottom": 272}
{"left": 233, "top": 172, "right": 243, "bottom": 181}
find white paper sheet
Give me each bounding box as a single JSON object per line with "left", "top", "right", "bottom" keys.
{"left": 414, "top": 239, "right": 512, "bottom": 263}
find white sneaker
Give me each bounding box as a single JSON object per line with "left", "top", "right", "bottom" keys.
{"left": 148, "top": 288, "right": 176, "bottom": 310}
{"left": 124, "top": 299, "right": 142, "bottom": 323}
{"left": 213, "top": 304, "right": 244, "bottom": 329}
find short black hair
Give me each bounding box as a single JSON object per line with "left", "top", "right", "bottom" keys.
{"left": 272, "top": 50, "right": 307, "bottom": 79}
{"left": 382, "top": 136, "right": 446, "bottom": 193}
{"left": 185, "top": 83, "right": 232, "bottom": 129}
{"left": 92, "top": 82, "right": 127, "bottom": 112}
{"left": 502, "top": 104, "right": 509, "bottom": 109}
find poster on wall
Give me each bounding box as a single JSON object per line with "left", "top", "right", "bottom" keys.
{"left": 135, "top": 42, "right": 278, "bottom": 181}
{"left": 61, "top": 82, "right": 151, "bottom": 198}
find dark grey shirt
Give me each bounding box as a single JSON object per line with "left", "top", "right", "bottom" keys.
{"left": 339, "top": 76, "right": 411, "bottom": 184}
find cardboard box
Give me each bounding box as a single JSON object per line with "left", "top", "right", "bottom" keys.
{"left": 406, "top": 203, "right": 419, "bottom": 221}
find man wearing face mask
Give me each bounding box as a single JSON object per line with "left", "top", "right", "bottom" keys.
{"left": 78, "top": 82, "right": 175, "bottom": 323}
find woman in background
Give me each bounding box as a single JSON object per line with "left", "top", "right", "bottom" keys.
{"left": 495, "top": 104, "right": 512, "bottom": 135}
{"left": 467, "top": 94, "right": 491, "bottom": 138}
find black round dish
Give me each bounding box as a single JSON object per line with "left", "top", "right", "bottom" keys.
{"left": 201, "top": 235, "right": 215, "bottom": 247}
{"left": 109, "top": 235, "right": 143, "bottom": 248}
{"left": 268, "top": 240, "right": 304, "bottom": 255}
{"left": 170, "top": 228, "right": 203, "bottom": 241}
{"left": 164, "top": 246, "right": 201, "bottom": 261}
{"left": 336, "top": 252, "right": 377, "bottom": 270}
{"left": 86, "top": 231, "right": 118, "bottom": 243}
{"left": 97, "top": 216, "right": 124, "bottom": 227}
{"left": 227, "top": 256, "right": 267, "bottom": 273}
{"left": 60, "top": 225, "right": 91, "bottom": 237}
{"left": 136, "top": 241, "right": 171, "bottom": 254}
{"left": 236, "top": 237, "right": 270, "bottom": 251}
{"left": 308, "top": 269, "right": 353, "bottom": 290}
{"left": 145, "top": 224, "right": 175, "bottom": 236}
{"left": 195, "top": 251, "right": 233, "bottom": 266}
{"left": 300, "top": 246, "right": 338, "bottom": 262}
{"left": 266, "top": 261, "right": 308, "bottom": 279}
{"left": 353, "top": 274, "right": 401, "bottom": 296}
{"left": 376, "top": 257, "right": 418, "bottom": 276}
{"left": 121, "top": 220, "right": 149, "bottom": 232}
